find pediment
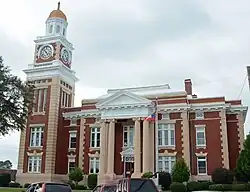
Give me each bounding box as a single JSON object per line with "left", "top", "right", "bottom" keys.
{"left": 121, "top": 147, "right": 134, "bottom": 155}
{"left": 96, "top": 90, "right": 152, "bottom": 108}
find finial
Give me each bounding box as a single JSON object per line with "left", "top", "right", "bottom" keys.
{"left": 57, "top": 1, "right": 60, "bottom": 10}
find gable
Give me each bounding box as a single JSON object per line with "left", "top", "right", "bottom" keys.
{"left": 96, "top": 90, "right": 151, "bottom": 108}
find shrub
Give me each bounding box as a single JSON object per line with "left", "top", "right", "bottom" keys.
{"left": 171, "top": 158, "right": 190, "bottom": 183}
{"left": 68, "top": 167, "right": 83, "bottom": 186}
{"left": 0, "top": 173, "right": 11, "bottom": 187}
{"left": 186, "top": 181, "right": 202, "bottom": 191}
{"left": 199, "top": 181, "right": 213, "bottom": 190}
{"left": 170, "top": 182, "right": 186, "bottom": 192}
{"left": 88, "top": 174, "right": 97, "bottom": 190}
{"left": 75, "top": 184, "right": 87, "bottom": 190}
{"left": 209, "top": 184, "right": 232, "bottom": 191}
{"left": 158, "top": 172, "right": 172, "bottom": 190}
{"left": 24, "top": 183, "right": 30, "bottom": 188}
{"left": 9, "top": 182, "right": 21, "bottom": 188}
{"left": 211, "top": 167, "right": 234, "bottom": 184}
{"left": 142, "top": 172, "right": 153, "bottom": 178}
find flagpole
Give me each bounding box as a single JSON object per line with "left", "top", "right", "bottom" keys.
{"left": 155, "top": 97, "right": 159, "bottom": 187}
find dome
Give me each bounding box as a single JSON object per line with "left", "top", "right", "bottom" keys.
{"left": 48, "top": 2, "right": 67, "bottom": 21}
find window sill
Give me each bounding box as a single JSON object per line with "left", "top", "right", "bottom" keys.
{"left": 89, "top": 147, "right": 100, "bottom": 151}
{"left": 27, "top": 172, "right": 42, "bottom": 174}
{"left": 196, "top": 145, "right": 206, "bottom": 149}
{"left": 32, "top": 112, "right": 45, "bottom": 116}
{"left": 68, "top": 148, "right": 76, "bottom": 152}
{"left": 197, "top": 173, "right": 208, "bottom": 176}
{"left": 159, "top": 146, "right": 175, "bottom": 149}
{"left": 28, "top": 146, "right": 43, "bottom": 150}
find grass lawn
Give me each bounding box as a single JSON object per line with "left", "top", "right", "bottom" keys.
{"left": 0, "top": 188, "right": 91, "bottom": 192}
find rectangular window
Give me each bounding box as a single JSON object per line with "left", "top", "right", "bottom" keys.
{"left": 43, "top": 88, "right": 47, "bottom": 111}
{"left": 30, "top": 126, "right": 44, "bottom": 147}
{"left": 195, "top": 111, "right": 204, "bottom": 119}
{"left": 69, "top": 132, "right": 77, "bottom": 149}
{"left": 68, "top": 162, "right": 76, "bottom": 173}
{"left": 162, "top": 113, "right": 170, "bottom": 120}
{"left": 28, "top": 156, "right": 42, "bottom": 173}
{"left": 158, "top": 123, "right": 175, "bottom": 147}
{"left": 196, "top": 126, "right": 206, "bottom": 147}
{"left": 123, "top": 126, "right": 134, "bottom": 147}
{"left": 197, "top": 156, "right": 207, "bottom": 175}
{"left": 158, "top": 156, "right": 176, "bottom": 173}
{"left": 90, "top": 127, "right": 100, "bottom": 148}
{"left": 89, "top": 157, "right": 99, "bottom": 174}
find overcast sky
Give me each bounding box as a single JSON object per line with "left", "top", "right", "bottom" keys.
{"left": 0, "top": 0, "right": 250, "bottom": 169}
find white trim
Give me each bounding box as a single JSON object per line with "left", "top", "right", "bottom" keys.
{"left": 89, "top": 157, "right": 100, "bottom": 174}
{"left": 29, "top": 126, "right": 44, "bottom": 147}
{"left": 195, "top": 125, "right": 206, "bottom": 148}
{"left": 90, "top": 127, "right": 100, "bottom": 148}
{"left": 197, "top": 156, "right": 208, "bottom": 175}
{"left": 158, "top": 156, "right": 176, "bottom": 173}
{"left": 123, "top": 125, "right": 134, "bottom": 148}
{"left": 158, "top": 123, "right": 175, "bottom": 147}
{"left": 69, "top": 132, "right": 77, "bottom": 149}
{"left": 68, "top": 161, "right": 76, "bottom": 173}
{"left": 28, "top": 156, "right": 42, "bottom": 173}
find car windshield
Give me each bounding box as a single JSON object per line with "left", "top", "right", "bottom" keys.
{"left": 45, "top": 183, "right": 71, "bottom": 192}
{"left": 130, "top": 179, "right": 157, "bottom": 192}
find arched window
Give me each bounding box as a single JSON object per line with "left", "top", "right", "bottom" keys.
{"left": 56, "top": 25, "right": 60, "bottom": 33}
{"left": 49, "top": 25, "right": 53, "bottom": 33}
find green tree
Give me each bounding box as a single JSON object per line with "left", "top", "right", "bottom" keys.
{"left": 68, "top": 167, "right": 83, "bottom": 186}
{"left": 235, "top": 133, "right": 250, "bottom": 182}
{"left": 0, "top": 56, "right": 34, "bottom": 136}
{"left": 172, "top": 157, "right": 190, "bottom": 183}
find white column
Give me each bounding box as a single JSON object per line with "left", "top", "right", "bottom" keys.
{"left": 106, "top": 119, "right": 115, "bottom": 175}
{"left": 99, "top": 120, "right": 107, "bottom": 175}
{"left": 143, "top": 119, "right": 150, "bottom": 173}
{"left": 132, "top": 118, "right": 141, "bottom": 178}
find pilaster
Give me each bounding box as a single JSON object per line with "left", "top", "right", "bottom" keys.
{"left": 237, "top": 112, "right": 245, "bottom": 152}
{"left": 219, "top": 110, "right": 229, "bottom": 169}
{"left": 181, "top": 111, "right": 190, "bottom": 168}
{"left": 78, "top": 118, "right": 86, "bottom": 171}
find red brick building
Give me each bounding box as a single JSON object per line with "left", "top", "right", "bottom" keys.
{"left": 16, "top": 3, "right": 248, "bottom": 185}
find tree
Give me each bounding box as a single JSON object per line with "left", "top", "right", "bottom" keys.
{"left": 68, "top": 167, "right": 83, "bottom": 186}
{"left": 235, "top": 133, "right": 250, "bottom": 182}
{"left": 0, "top": 56, "right": 34, "bottom": 136}
{"left": 0, "top": 160, "right": 12, "bottom": 169}
{"left": 171, "top": 157, "right": 190, "bottom": 183}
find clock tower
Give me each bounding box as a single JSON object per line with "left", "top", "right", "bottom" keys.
{"left": 17, "top": 2, "right": 78, "bottom": 183}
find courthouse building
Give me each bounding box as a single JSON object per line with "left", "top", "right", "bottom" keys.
{"left": 17, "top": 3, "right": 248, "bottom": 184}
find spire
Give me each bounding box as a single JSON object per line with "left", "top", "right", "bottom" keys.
{"left": 57, "top": 2, "right": 60, "bottom": 10}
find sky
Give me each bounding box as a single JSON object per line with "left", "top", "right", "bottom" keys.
{"left": 0, "top": 0, "right": 250, "bottom": 169}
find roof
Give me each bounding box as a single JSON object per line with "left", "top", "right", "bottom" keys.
{"left": 48, "top": 2, "right": 67, "bottom": 21}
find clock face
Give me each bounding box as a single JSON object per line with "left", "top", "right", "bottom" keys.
{"left": 61, "top": 48, "right": 70, "bottom": 64}
{"left": 40, "top": 45, "right": 53, "bottom": 59}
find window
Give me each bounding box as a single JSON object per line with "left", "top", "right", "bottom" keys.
{"left": 68, "top": 162, "right": 76, "bottom": 173}
{"left": 33, "top": 88, "right": 47, "bottom": 112}
{"left": 89, "top": 157, "right": 99, "bottom": 174}
{"left": 158, "top": 123, "right": 175, "bottom": 147}
{"left": 30, "top": 126, "right": 44, "bottom": 147}
{"left": 196, "top": 126, "right": 206, "bottom": 147}
{"left": 49, "top": 25, "right": 53, "bottom": 33}
{"left": 63, "top": 28, "right": 66, "bottom": 36}
{"left": 197, "top": 156, "right": 207, "bottom": 175}
{"left": 28, "top": 156, "right": 42, "bottom": 173}
{"left": 56, "top": 25, "right": 60, "bottom": 33}
{"left": 123, "top": 126, "right": 134, "bottom": 147}
{"left": 195, "top": 111, "right": 204, "bottom": 119}
{"left": 61, "top": 91, "right": 71, "bottom": 107}
{"left": 90, "top": 127, "right": 100, "bottom": 148}
{"left": 69, "top": 132, "right": 77, "bottom": 149}
{"left": 158, "top": 156, "right": 176, "bottom": 173}
{"left": 162, "top": 113, "right": 170, "bottom": 120}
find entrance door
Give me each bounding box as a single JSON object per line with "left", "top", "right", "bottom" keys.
{"left": 125, "top": 162, "right": 134, "bottom": 177}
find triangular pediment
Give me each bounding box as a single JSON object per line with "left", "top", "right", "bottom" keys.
{"left": 96, "top": 90, "right": 151, "bottom": 108}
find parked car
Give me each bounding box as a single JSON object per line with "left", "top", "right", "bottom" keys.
{"left": 92, "top": 178, "right": 159, "bottom": 192}
{"left": 26, "top": 182, "right": 72, "bottom": 192}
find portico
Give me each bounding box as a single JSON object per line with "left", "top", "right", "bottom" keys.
{"left": 96, "top": 90, "right": 156, "bottom": 183}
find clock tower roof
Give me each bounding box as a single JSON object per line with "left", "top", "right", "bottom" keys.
{"left": 48, "top": 2, "right": 67, "bottom": 21}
